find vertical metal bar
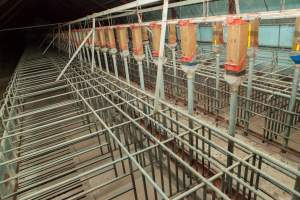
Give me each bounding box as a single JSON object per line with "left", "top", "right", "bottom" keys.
{"left": 145, "top": 43, "right": 150, "bottom": 71}
{"left": 235, "top": 0, "right": 240, "bottom": 14}
{"left": 58, "top": 25, "right": 61, "bottom": 53}
{"left": 103, "top": 51, "right": 110, "bottom": 73}
{"left": 244, "top": 52, "right": 254, "bottom": 135}
{"left": 96, "top": 50, "right": 103, "bottom": 71}
{"left": 215, "top": 53, "right": 220, "bottom": 123}
{"left": 138, "top": 61, "right": 145, "bottom": 91}
{"left": 172, "top": 48, "right": 177, "bottom": 98}
{"left": 91, "top": 18, "right": 96, "bottom": 72}
{"left": 112, "top": 54, "right": 119, "bottom": 78}
{"left": 283, "top": 65, "right": 300, "bottom": 150}
{"left": 123, "top": 57, "right": 130, "bottom": 84}
{"left": 187, "top": 75, "right": 195, "bottom": 161}
{"left": 226, "top": 83, "right": 239, "bottom": 194}
{"left": 68, "top": 24, "right": 71, "bottom": 58}
{"left": 153, "top": 0, "right": 169, "bottom": 112}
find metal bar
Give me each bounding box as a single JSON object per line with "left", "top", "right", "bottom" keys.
{"left": 56, "top": 29, "right": 92, "bottom": 81}
{"left": 153, "top": 0, "right": 169, "bottom": 112}
{"left": 91, "top": 18, "right": 96, "bottom": 72}
{"left": 42, "top": 34, "right": 58, "bottom": 55}
{"left": 283, "top": 65, "right": 300, "bottom": 149}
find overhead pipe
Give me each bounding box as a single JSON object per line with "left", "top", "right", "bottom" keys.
{"left": 66, "top": 0, "right": 161, "bottom": 25}
{"left": 74, "top": 8, "right": 300, "bottom": 30}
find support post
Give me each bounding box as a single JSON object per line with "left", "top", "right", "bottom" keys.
{"left": 102, "top": 49, "right": 109, "bottom": 73}
{"left": 96, "top": 49, "right": 103, "bottom": 71}
{"left": 171, "top": 47, "right": 178, "bottom": 98}
{"left": 226, "top": 81, "right": 240, "bottom": 194}
{"left": 112, "top": 54, "right": 119, "bottom": 78}
{"left": 68, "top": 24, "right": 71, "bottom": 58}
{"left": 187, "top": 73, "right": 195, "bottom": 160}
{"left": 91, "top": 18, "right": 96, "bottom": 72}
{"left": 215, "top": 53, "right": 220, "bottom": 120}
{"left": 244, "top": 50, "right": 255, "bottom": 135}
{"left": 144, "top": 43, "right": 150, "bottom": 71}
{"left": 138, "top": 61, "right": 145, "bottom": 91}
{"left": 282, "top": 64, "right": 300, "bottom": 150}
{"left": 123, "top": 56, "right": 130, "bottom": 84}
{"left": 153, "top": 0, "right": 169, "bottom": 112}
{"left": 235, "top": 0, "right": 240, "bottom": 14}
{"left": 58, "top": 25, "right": 61, "bottom": 53}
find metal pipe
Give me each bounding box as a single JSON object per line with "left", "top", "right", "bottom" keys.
{"left": 282, "top": 65, "right": 300, "bottom": 149}
{"left": 56, "top": 29, "right": 92, "bottom": 81}
{"left": 112, "top": 54, "right": 119, "bottom": 78}
{"left": 91, "top": 18, "right": 96, "bottom": 72}
{"left": 144, "top": 43, "right": 150, "bottom": 71}
{"left": 123, "top": 56, "right": 130, "bottom": 84}
{"left": 171, "top": 47, "right": 177, "bottom": 97}
{"left": 103, "top": 50, "right": 109, "bottom": 73}
{"left": 138, "top": 61, "right": 145, "bottom": 91}
{"left": 226, "top": 83, "right": 239, "bottom": 194}
{"left": 42, "top": 34, "right": 57, "bottom": 55}
{"left": 153, "top": 0, "right": 169, "bottom": 112}
{"left": 68, "top": 24, "right": 71, "bottom": 58}
{"left": 187, "top": 74, "right": 195, "bottom": 161}
{"left": 244, "top": 52, "right": 255, "bottom": 135}
{"left": 215, "top": 53, "right": 220, "bottom": 116}
{"left": 96, "top": 49, "right": 103, "bottom": 71}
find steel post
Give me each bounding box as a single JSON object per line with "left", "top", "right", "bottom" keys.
{"left": 138, "top": 61, "right": 145, "bottom": 91}
{"left": 123, "top": 56, "right": 130, "bottom": 84}
{"left": 103, "top": 51, "right": 109, "bottom": 73}
{"left": 96, "top": 49, "right": 103, "bottom": 71}
{"left": 244, "top": 52, "right": 255, "bottom": 135}
{"left": 172, "top": 47, "right": 177, "bottom": 98}
{"left": 226, "top": 82, "right": 239, "bottom": 194}
{"left": 68, "top": 24, "right": 71, "bottom": 58}
{"left": 91, "top": 18, "right": 96, "bottom": 72}
{"left": 282, "top": 65, "right": 300, "bottom": 150}
{"left": 112, "top": 54, "right": 119, "bottom": 78}
{"left": 215, "top": 53, "right": 220, "bottom": 117}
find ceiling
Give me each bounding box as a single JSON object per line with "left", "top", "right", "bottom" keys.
{"left": 0, "top": 0, "right": 136, "bottom": 29}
